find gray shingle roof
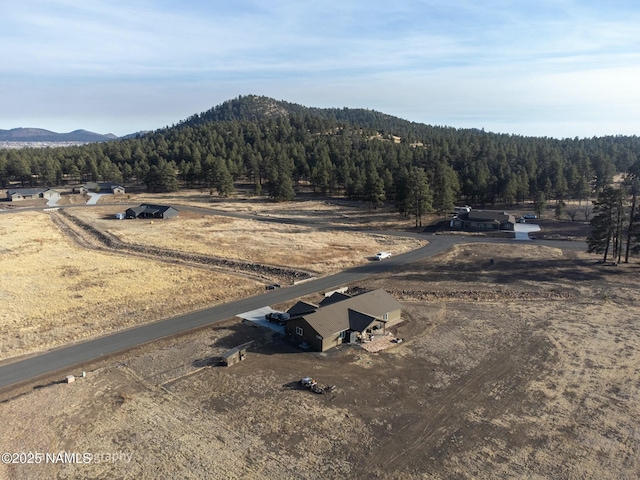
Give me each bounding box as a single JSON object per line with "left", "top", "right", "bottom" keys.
{"left": 303, "top": 289, "right": 401, "bottom": 338}
{"left": 8, "top": 188, "right": 45, "bottom": 196}
{"left": 458, "top": 210, "right": 515, "bottom": 224}
{"left": 319, "top": 292, "right": 351, "bottom": 307}
{"left": 287, "top": 301, "right": 318, "bottom": 318}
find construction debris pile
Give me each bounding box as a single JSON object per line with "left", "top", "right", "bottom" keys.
{"left": 300, "top": 377, "right": 335, "bottom": 395}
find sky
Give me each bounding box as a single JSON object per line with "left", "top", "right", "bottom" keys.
{"left": 2, "top": 0, "right": 640, "bottom": 139}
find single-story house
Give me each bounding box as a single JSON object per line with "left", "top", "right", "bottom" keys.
{"left": 6, "top": 188, "right": 60, "bottom": 201}
{"left": 125, "top": 204, "right": 179, "bottom": 219}
{"left": 450, "top": 210, "right": 516, "bottom": 231}
{"left": 285, "top": 289, "right": 402, "bottom": 352}
{"left": 79, "top": 182, "right": 125, "bottom": 194}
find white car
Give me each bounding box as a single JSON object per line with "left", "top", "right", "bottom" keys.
{"left": 375, "top": 251, "right": 392, "bottom": 261}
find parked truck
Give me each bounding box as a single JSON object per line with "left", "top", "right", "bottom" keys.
{"left": 265, "top": 312, "right": 290, "bottom": 325}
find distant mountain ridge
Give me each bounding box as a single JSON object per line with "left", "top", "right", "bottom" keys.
{"left": 0, "top": 127, "right": 117, "bottom": 143}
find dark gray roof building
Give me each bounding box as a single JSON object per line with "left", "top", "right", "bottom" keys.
{"left": 286, "top": 289, "right": 402, "bottom": 352}
{"left": 451, "top": 210, "right": 516, "bottom": 231}
{"left": 125, "top": 204, "right": 179, "bottom": 219}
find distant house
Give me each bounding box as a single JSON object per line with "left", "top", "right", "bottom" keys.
{"left": 79, "top": 182, "right": 125, "bottom": 194}
{"left": 451, "top": 210, "right": 516, "bottom": 231}
{"left": 6, "top": 188, "right": 60, "bottom": 202}
{"left": 125, "top": 204, "right": 179, "bottom": 219}
{"left": 42, "top": 189, "right": 61, "bottom": 201}
{"left": 285, "top": 289, "right": 402, "bottom": 352}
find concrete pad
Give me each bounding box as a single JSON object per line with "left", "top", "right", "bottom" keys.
{"left": 514, "top": 223, "right": 541, "bottom": 240}
{"left": 85, "top": 193, "right": 107, "bottom": 205}
{"left": 237, "top": 307, "right": 285, "bottom": 333}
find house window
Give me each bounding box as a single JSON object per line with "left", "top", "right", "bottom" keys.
{"left": 296, "top": 326, "right": 303, "bottom": 336}
{"left": 383, "top": 313, "right": 388, "bottom": 321}
{"left": 339, "top": 330, "right": 346, "bottom": 339}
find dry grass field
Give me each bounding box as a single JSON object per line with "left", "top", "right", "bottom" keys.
{"left": 120, "top": 189, "right": 423, "bottom": 230}
{"left": 1, "top": 242, "right": 639, "bottom": 479}
{"left": 0, "top": 202, "right": 422, "bottom": 361}
{"left": 68, "top": 205, "right": 424, "bottom": 274}
{"left": 0, "top": 211, "right": 263, "bottom": 361}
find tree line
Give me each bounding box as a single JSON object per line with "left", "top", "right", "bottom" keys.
{"left": 1, "top": 95, "right": 639, "bottom": 229}
{"left": 587, "top": 161, "right": 640, "bottom": 263}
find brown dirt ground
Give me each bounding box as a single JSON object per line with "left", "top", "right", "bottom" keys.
{"left": 1, "top": 243, "right": 639, "bottom": 479}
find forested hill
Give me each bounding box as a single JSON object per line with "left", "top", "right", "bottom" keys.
{"left": 2, "top": 95, "right": 640, "bottom": 212}
{"left": 179, "top": 94, "right": 459, "bottom": 139}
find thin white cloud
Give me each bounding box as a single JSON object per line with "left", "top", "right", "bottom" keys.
{"left": 1, "top": 0, "right": 640, "bottom": 137}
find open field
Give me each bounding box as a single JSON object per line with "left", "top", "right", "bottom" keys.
{"left": 0, "top": 201, "right": 422, "bottom": 361}
{"left": 1, "top": 243, "right": 638, "bottom": 478}
{"left": 0, "top": 211, "right": 263, "bottom": 361}
{"left": 67, "top": 205, "right": 425, "bottom": 274}
{"left": 121, "top": 189, "right": 425, "bottom": 230}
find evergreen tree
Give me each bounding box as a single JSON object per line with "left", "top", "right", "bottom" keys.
{"left": 554, "top": 200, "right": 566, "bottom": 220}
{"left": 311, "top": 146, "right": 333, "bottom": 194}
{"left": 144, "top": 159, "right": 179, "bottom": 193}
{"left": 533, "top": 192, "right": 547, "bottom": 218}
{"left": 266, "top": 152, "right": 295, "bottom": 202}
{"left": 363, "top": 161, "right": 385, "bottom": 211}
{"left": 431, "top": 161, "right": 459, "bottom": 214}
{"left": 214, "top": 158, "right": 235, "bottom": 197}
{"left": 406, "top": 167, "right": 432, "bottom": 227}
{"left": 587, "top": 186, "right": 624, "bottom": 262}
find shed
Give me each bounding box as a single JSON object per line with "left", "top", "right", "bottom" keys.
{"left": 221, "top": 341, "right": 254, "bottom": 367}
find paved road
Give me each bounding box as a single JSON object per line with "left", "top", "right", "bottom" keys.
{"left": 0, "top": 214, "right": 585, "bottom": 391}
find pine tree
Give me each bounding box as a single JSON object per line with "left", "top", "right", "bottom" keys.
{"left": 214, "top": 157, "right": 235, "bottom": 197}
{"left": 533, "top": 192, "right": 547, "bottom": 218}
{"left": 363, "top": 161, "right": 385, "bottom": 211}
{"left": 266, "top": 152, "right": 295, "bottom": 202}
{"left": 144, "top": 159, "right": 179, "bottom": 193}
{"left": 406, "top": 167, "right": 432, "bottom": 227}
{"left": 431, "top": 161, "right": 459, "bottom": 214}
{"left": 587, "top": 186, "right": 624, "bottom": 263}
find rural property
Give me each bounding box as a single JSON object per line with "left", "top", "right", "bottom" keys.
{"left": 0, "top": 197, "right": 639, "bottom": 479}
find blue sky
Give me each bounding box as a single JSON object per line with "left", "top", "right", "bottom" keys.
{"left": 2, "top": 0, "right": 639, "bottom": 138}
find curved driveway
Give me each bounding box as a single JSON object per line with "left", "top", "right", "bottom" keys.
{"left": 0, "top": 206, "right": 585, "bottom": 391}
